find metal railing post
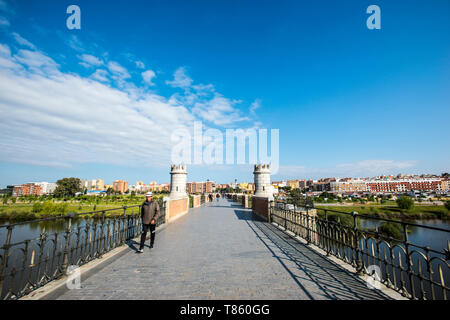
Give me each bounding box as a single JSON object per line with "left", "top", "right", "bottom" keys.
{"left": 0, "top": 226, "right": 13, "bottom": 298}
{"left": 121, "top": 206, "right": 127, "bottom": 244}
{"left": 98, "top": 211, "right": 106, "bottom": 257}
{"left": 62, "top": 212, "right": 74, "bottom": 274}
{"left": 403, "top": 223, "right": 415, "bottom": 299}
{"left": 306, "top": 209, "right": 310, "bottom": 244}
{"left": 352, "top": 211, "right": 363, "bottom": 275}
{"left": 325, "top": 210, "right": 330, "bottom": 256}
{"left": 268, "top": 201, "right": 272, "bottom": 223}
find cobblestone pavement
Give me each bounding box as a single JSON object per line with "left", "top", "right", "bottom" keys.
{"left": 48, "top": 198, "right": 390, "bottom": 300}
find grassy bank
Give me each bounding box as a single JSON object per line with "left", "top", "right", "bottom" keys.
{"left": 314, "top": 204, "right": 449, "bottom": 220}
{"left": 0, "top": 203, "right": 142, "bottom": 223}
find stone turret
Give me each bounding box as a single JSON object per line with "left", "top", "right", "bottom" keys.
{"left": 169, "top": 164, "right": 188, "bottom": 200}
{"left": 253, "top": 164, "right": 273, "bottom": 199}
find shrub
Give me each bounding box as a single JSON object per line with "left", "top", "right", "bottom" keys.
{"left": 378, "top": 222, "right": 404, "bottom": 240}
{"left": 32, "top": 202, "right": 43, "bottom": 213}
{"left": 436, "top": 210, "right": 448, "bottom": 220}
{"left": 445, "top": 201, "right": 450, "bottom": 211}
{"left": 40, "top": 202, "right": 69, "bottom": 217}
{"left": 396, "top": 196, "right": 414, "bottom": 210}
{"left": 325, "top": 213, "right": 355, "bottom": 228}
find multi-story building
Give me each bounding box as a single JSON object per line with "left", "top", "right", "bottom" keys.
{"left": 147, "top": 182, "right": 170, "bottom": 193}
{"left": 298, "top": 179, "right": 307, "bottom": 190}
{"left": 113, "top": 180, "right": 129, "bottom": 194}
{"left": 12, "top": 183, "right": 42, "bottom": 196}
{"left": 96, "top": 179, "right": 104, "bottom": 191}
{"left": 272, "top": 181, "right": 287, "bottom": 188}
{"left": 82, "top": 179, "right": 105, "bottom": 191}
{"left": 36, "top": 182, "right": 57, "bottom": 195}
{"left": 440, "top": 179, "right": 449, "bottom": 192}
{"left": 205, "top": 181, "right": 216, "bottom": 193}
{"left": 287, "top": 180, "right": 300, "bottom": 189}
{"left": 0, "top": 186, "right": 14, "bottom": 195}
{"left": 330, "top": 179, "right": 368, "bottom": 193}
{"left": 186, "top": 181, "right": 216, "bottom": 194}
{"left": 366, "top": 178, "right": 442, "bottom": 193}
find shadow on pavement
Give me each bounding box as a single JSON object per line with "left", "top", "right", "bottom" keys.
{"left": 244, "top": 215, "right": 391, "bottom": 300}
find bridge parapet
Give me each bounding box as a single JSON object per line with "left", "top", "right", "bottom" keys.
{"left": 269, "top": 201, "right": 450, "bottom": 300}
{"left": 165, "top": 197, "right": 189, "bottom": 223}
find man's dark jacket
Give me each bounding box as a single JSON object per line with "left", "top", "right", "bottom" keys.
{"left": 141, "top": 200, "right": 160, "bottom": 225}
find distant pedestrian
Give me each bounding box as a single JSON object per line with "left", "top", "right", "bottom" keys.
{"left": 208, "top": 194, "right": 213, "bottom": 202}
{"left": 138, "top": 192, "right": 160, "bottom": 253}
{"left": 216, "top": 193, "right": 219, "bottom": 201}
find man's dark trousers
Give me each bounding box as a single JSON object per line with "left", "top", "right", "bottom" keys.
{"left": 139, "top": 223, "right": 156, "bottom": 249}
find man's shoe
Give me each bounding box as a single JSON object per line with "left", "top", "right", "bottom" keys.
{"left": 149, "top": 243, "right": 154, "bottom": 248}
{"left": 137, "top": 249, "right": 144, "bottom": 253}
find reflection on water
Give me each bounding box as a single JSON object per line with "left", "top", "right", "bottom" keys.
{"left": 360, "top": 219, "right": 450, "bottom": 252}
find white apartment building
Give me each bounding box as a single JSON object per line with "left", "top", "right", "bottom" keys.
{"left": 330, "top": 178, "right": 444, "bottom": 193}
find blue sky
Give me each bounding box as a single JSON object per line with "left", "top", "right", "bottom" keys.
{"left": 0, "top": 0, "right": 449, "bottom": 186}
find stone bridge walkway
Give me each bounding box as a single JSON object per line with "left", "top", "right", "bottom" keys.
{"left": 45, "top": 198, "right": 391, "bottom": 300}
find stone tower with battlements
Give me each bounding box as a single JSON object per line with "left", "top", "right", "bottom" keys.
{"left": 253, "top": 164, "right": 273, "bottom": 199}
{"left": 169, "top": 164, "right": 188, "bottom": 200}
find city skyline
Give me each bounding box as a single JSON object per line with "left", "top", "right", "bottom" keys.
{"left": 0, "top": 0, "right": 449, "bottom": 186}
{"left": 3, "top": 171, "right": 449, "bottom": 190}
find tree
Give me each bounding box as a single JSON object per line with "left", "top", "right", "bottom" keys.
{"left": 53, "top": 177, "right": 82, "bottom": 197}
{"left": 287, "top": 189, "right": 313, "bottom": 208}
{"left": 319, "top": 191, "right": 331, "bottom": 199}
{"left": 396, "top": 196, "right": 414, "bottom": 211}
{"left": 445, "top": 201, "right": 450, "bottom": 211}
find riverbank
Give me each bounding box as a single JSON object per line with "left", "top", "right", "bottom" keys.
{"left": 0, "top": 203, "right": 142, "bottom": 224}
{"left": 314, "top": 204, "right": 449, "bottom": 220}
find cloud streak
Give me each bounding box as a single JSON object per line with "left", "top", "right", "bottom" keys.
{"left": 0, "top": 33, "right": 258, "bottom": 170}
{"left": 276, "top": 160, "right": 418, "bottom": 179}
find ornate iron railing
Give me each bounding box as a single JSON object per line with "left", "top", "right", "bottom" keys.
{"left": 269, "top": 201, "right": 450, "bottom": 300}
{"left": 0, "top": 203, "right": 166, "bottom": 300}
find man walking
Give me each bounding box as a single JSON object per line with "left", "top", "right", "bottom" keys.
{"left": 138, "top": 192, "right": 160, "bottom": 253}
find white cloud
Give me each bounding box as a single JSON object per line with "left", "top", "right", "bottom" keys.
{"left": 166, "top": 67, "right": 249, "bottom": 126}
{"left": 78, "top": 54, "right": 103, "bottom": 68}
{"left": 12, "top": 32, "right": 36, "bottom": 49}
{"left": 0, "top": 43, "right": 10, "bottom": 56}
{"left": 142, "top": 69, "right": 156, "bottom": 85}
{"left": 91, "top": 69, "right": 109, "bottom": 82}
{"left": 66, "top": 34, "right": 84, "bottom": 52}
{"left": 0, "top": 44, "right": 197, "bottom": 168}
{"left": 0, "top": 36, "right": 257, "bottom": 169}
{"left": 250, "top": 99, "right": 261, "bottom": 114}
{"left": 0, "top": 0, "right": 14, "bottom": 14}
{"left": 135, "top": 60, "right": 145, "bottom": 69}
{"left": 0, "top": 16, "right": 9, "bottom": 26}
{"left": 191, "top": 93, "right": 248, "bottom": 126}
{"left": 166, "top": 66, "right": 193, "bottom": 88}
{"left": 277, "top": 160, "right": 417, "bottom": 179}
{"left": 107, "top": 61, "right": 131, "bottom": 83}
{"left": 14, "top": 49, "right": 59, "bottom": 74}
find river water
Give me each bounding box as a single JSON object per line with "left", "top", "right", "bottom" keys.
{"left": 0, "top": 216, "right": 449, "bottom": 299}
